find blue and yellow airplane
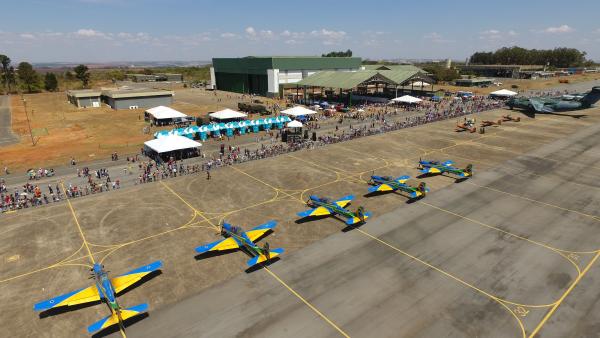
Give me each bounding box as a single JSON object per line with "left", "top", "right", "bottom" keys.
{"left": 368, "top": 175, "right": 429, "bottom": 199}
{"left": 34, "top": 261, "right": 162, "bottom": 335}
{"left": 297, "top": 195, "right": 371, "bottom": 225}
{"left": 195, "top": 221, "right": 284, "bottom": 267}
{"left": 418, "top": 159, "right": 473, "bottom": 178}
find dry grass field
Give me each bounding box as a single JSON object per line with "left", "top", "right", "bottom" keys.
{"left": 0, "top": 90, "right": 279, "bottom": 172}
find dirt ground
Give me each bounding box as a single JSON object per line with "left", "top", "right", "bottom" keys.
{"left": 0, "top": 90, "right": 280, "bottom": 172}
{"left": 1, "top": 105, "right": 599, "bottom": 337}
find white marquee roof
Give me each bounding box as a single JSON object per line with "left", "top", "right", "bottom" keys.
{"left": 391, "top": 95, "right": 423, "bottom": 103}
{"left": 280, "top": 106, "right": 318, "bottom": 117}
{"left": 287, "top": 120, "right": 303, "bottom": 128}
{"left": 490, "top": 89, "right": 518, "bottom": 97}
{"left": 145, "top": 106, "right": 188, "bottom": 119}
{"left": 209, "top": 109, "right": 247, "bottom": 120}
{"left": 144, "top": 135, "right": 202, "bottom": 153}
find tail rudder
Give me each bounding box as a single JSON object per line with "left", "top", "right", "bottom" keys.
{"left": 581, "top": 87, "right": 600, "bottom": 107}
{"left": 418, "top": 182, "right": 427, "bottom": 196}
{"left": 464, "top": 164, "right": 473, "bottom": 176}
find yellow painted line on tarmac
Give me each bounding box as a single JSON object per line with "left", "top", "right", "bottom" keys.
{"left": 263, "top": 267, "right": 350, "bottom": 338}
{"left": 419, "top": 201, "right": 584, "bottom": 271}
{"left": 354, "top": 227, "right": 526, "bottom": 337}
{"left": 466, "top": 181, "right": 600, "bottom": 223}
{"left": 159, "top": 181, "right": 219, "bottom": 231}
{"left": 61, "top": 182, "right": 95, "bottom": 264}
{"left": 160, "top": 180, "right": 349, "bottom": 337}
{"left": 528, "top": 251, "right": 600, "bottom": 338}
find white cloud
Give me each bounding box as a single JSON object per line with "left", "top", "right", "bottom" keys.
{"left": 310, "top": 29, "right": 346, "bottom": 45}
{"left": 543, "top": 25, "right": 574, "bottom": 33}
{"left": 245, "top": 26, "right": 256, "bottom": 36}
{"left": 281, "top": 30, "right": 291, "bottom": 37}
{"left": 19, "top": 33, "right": 35, "bottom": 39}
{"left": 220, "top": 32, "right": 237, "bottom": 39}
{"left": 74, "top": 28, "right": 112, "bottom": 39}
{"left": 423, "top": 32, "right": 452, "bottom": 43}
{"left": 478, "top": 29, "right": 518, "bottom": 42}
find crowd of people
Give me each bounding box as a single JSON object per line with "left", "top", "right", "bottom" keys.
{"left": 1, "top": 94, "right": 506, "bottom": 214}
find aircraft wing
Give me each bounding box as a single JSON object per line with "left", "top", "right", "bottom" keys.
{"left": 529, "top": 99, "right": 546, "bottom": 113}
{"left": 333, "top": 195, "right": 354, "bottom": 208}
{"left": 110, "top": 261, "right": 163, "bottom": 295}
{"left": 34, "top": 285, "right": 101, "bottom": 311}
{"left": 394, "top": 175, "right": 410, "bottom": 183}
{"left": 195, "top": 237, "right": 240, "bottom": 255}
{"left": 87, "top": 303, "right": 148, "bottom": 334}
{"left": 420, "top": 166, "right": 442, "bottom": 174}
{"left": 297, "top": 206, "right": 332, "bottom": 218}
{"left": 245, "top": 221, "right": 277, "bottom": 242}
{"left": 442, "top": 160, "right": 454, "bottom": 167}
{"left": 368, "top": 183, "right": 395, "bottom": 193}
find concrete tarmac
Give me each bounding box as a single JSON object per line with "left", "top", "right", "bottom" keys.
{"left": 126, "top": 118, "right": 600, "bottom": 337}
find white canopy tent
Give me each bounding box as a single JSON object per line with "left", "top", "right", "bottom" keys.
{"left": 391, "top": 95, "right": 423, "bottom": 104}
{"left": 287, "top": 120, "right": 303, "bottom": 128}
{"left": 144, "top": 135, "right": 202, "bottom": 154}
{"left": 145, "top": 106, "right": 188, "bottom": 120}
{"left": 280, "top": 106, "right": 318, "bottom": 117}
{"left": 490, "top": 89, "right": 518, "bottom": 97}
{"left": 209, "top": 109, "right": 247, "bottom": 120}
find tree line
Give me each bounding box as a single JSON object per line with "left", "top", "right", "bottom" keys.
{"left": 0, "top": 54, "right": 91, "bottom": 94}
{"left": 322, "top": 49, "right": 353, "bottom": 57}
{"left": 469, "top": 46, "right": 592, "bottom": 68}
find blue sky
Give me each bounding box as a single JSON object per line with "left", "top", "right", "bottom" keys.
{"left": 1, "top": 0, "right": 600, "bottom": 63}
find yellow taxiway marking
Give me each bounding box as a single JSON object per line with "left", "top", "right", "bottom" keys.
{"left": 528, "top": 251, "right": 600, "bottom": 338}
{"left": 354, "top": 227, "right": 526, "bottom": 337}
{"left": 263, "top": 267, "right": 350, "bottom": 338}
{"left": 160, "top": 180, "right": 349, "bottom": 337}
{"left": 61, "top": 182, "right": 95, "bottom": 264}
{"left": 419, "top": 201, "right": 583, "bottom": 271}
{"left": 466, "top": 181, "right": 600, "bottom": 223}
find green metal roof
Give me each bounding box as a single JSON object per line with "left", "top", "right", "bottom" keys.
{"left": 212, "top": 56, "right": 362, "bottom": 74}
{"left": 296, "top": 69, "right": 430, "bottom": 89}
{"left": 362, "top": 64, "right": 422, "bottom": 72}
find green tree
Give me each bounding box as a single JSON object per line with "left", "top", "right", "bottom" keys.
{"left": 44, "top": 72, "right": 58, "bottom": 92}
{"left": 17, "top": 62, "right": 40, "bottom": 93}
{"left": 0, "top": 54, "right": 11, "bottom": 93}
{"left": 322, "top": 49, "right": 353, "bottom": 57}
{"left": 74, "top": 64, "right": 90, "bottom": 87}
{"left": 469, "top": 46, "right": 588, "bottom": 67}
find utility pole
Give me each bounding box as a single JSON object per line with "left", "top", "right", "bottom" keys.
{"left": 23, "top": 98, "right": 35, "bottom": 146}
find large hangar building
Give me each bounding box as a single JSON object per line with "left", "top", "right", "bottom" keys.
{"left": 210, "top": 56, "right": 362, "bottom": 97}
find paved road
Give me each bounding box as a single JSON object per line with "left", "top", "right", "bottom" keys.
{"left": 126, "top": 116, "right": 600, "bottom": 337}
{"left": 0, "top": 95, "right": 18, "bottom": 146}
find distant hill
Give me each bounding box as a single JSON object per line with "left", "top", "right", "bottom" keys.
{"left": 31, "top": 61, "right": 211, "bottom": 69}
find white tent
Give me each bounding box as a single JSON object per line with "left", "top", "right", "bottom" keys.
{"left": 411, "top": 81, "right": 430, "bottom": 87}
{"left": 209, "top": 109, "right": 247, "bottom": 120}
{"left": 145, "top": 106, "right": 188, "bottom": 120}
{"left": 490, "top": 89, "right": 518, "bottom": 97}
{"left": 287, "top": 120, "right": 303, "bottom": 128}
{"left": 144, "top": 135, "right": 202, "bottom": 154}
{"left": 391, "top": 95, "right": 423, "bottom": 104}
{"left": 280, "top": 106, "right": 318, "bottom": 117}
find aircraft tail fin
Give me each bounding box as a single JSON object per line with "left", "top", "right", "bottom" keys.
{"left": 581, "top": 87, "right": 600, "bottom": 107}
{"left": 247, "top": 248, "right": 284, "bottom": 267}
